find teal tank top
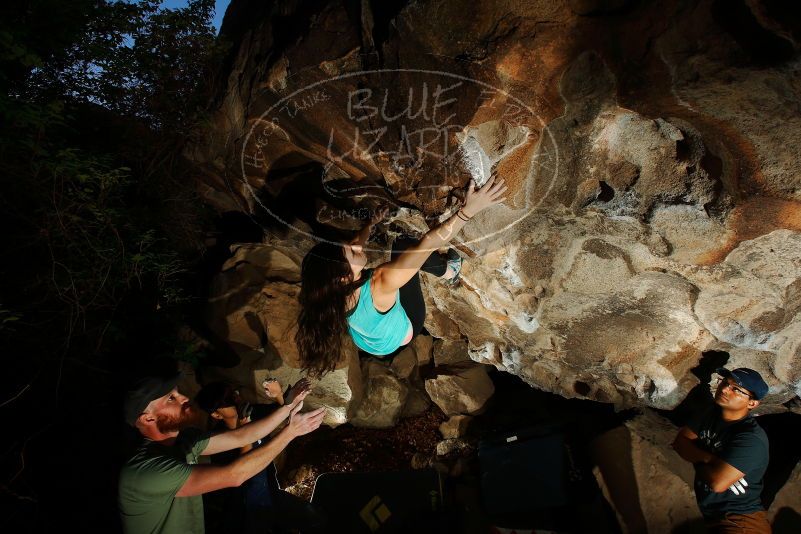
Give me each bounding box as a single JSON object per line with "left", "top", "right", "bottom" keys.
{"left": 346, "top": 273, "right": 411, "bottom": 356}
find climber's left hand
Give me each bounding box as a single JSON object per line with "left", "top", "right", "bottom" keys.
{"left": 462, "top": 176, "right": 508, "bottom": 217}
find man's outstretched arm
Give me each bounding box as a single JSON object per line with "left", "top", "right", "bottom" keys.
{"left": 672, "top": 426, "right": 714, "bottom": 464}
{"left": 176, "top": 404, "right": 325, "bottom": 497}
{"left": 201, "top": 379, "right": 311, "bottom": 456}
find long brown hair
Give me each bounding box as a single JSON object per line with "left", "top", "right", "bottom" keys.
{"left": 296, "top": 242, "right": 364, "bottom": 377}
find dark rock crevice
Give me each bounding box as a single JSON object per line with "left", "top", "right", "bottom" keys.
{"left": 711, "top": 0, "right": 797, "bottom": 65}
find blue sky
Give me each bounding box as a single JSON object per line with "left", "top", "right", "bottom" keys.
{"left": 159, "top": 0, "right": 232, "bottom": 32}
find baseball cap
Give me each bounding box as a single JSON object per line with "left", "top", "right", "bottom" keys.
{"left": 124, "top": 373, "right": 182, "bottom": 426}
{"left": 716, "top": 367, "right": 769, "bottom": 400}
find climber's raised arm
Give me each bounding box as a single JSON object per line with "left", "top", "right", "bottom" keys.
{"left": 298, "top": 176, "right": 506, "bottom": 375}
{"left": 372, "top": 177, "right": 507, "bottom": 295}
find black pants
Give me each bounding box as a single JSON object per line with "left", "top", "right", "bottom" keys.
{"left": 359, "top": 237, "right": 447, "bottom": 359}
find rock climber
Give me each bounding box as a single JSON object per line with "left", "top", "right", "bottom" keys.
{"left": 296, "top": 176, "right": 507, "bottom": 376}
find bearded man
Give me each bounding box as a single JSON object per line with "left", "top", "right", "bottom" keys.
{"left": 118, "top": 374, "right": 324, "bottom": 534}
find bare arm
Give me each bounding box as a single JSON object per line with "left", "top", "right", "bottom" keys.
{"left": 373, "top": 177, "right": 507, "bottom": 294}
{"left": 176, "top": 425, "right": 294, "bottom": 496}
{"left": 201, "top": 379, "right": 311, "bottom": 456}
{"left": 235, "top": 411, "right": 254, "bottom": 454}
{"left": 217, "top": 407, "right": 253, "bottom": 454}
{"left": 672, "top": 426, "right": 714, "bottom": 464}
{"left": 697, "top": 460, "right": 747, "bottom": 493}
{"left": 202, "top": 404, "right": 292, "bottom": 456}
{"left": 672, "top": 426, "right": 745, "bottom": 493}
{"left": 176, "top": 405, "right": 325, "bottom": 497}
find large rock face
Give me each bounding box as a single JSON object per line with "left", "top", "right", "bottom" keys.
{"left": 205, "top": 243, "right": 364, "bottom": 426}
{"left": 189, "top": 0, "right": 801, "bottom": 411}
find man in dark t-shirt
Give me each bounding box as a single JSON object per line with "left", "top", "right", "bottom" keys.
{"left": 673, "top": 367, "right": 771, "bottom": 533}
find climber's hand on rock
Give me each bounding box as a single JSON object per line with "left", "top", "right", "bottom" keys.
{"left": 462, "top": 176, "right": 508, "bottom": 217}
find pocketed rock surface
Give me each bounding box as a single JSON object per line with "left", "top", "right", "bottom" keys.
{"left": 192, "top": 0, "right": 801, "bottom": 414}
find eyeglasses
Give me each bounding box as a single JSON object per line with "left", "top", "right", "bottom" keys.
{"left": 715, "top": 377, "right": 752, "bottom": 399}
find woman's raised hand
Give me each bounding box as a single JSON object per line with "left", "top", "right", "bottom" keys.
{"left": 461, "top": 176, "right": 508, "bottom": 218}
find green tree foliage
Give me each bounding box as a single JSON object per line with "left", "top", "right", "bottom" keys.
{"left": 1, "top": 0, "right": 224, "bottom": 331}
{"left": 5, "top": 0, "right": 221, "bottom": 131}
{"left": 0, "top": 0, "right": 227, "bottom": 518}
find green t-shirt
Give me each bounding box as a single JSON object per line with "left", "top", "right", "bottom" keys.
{"left": 119, "top": 428, "right": 210, "bottom": 534}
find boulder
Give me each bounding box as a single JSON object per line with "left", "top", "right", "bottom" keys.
{"left": 432, "top": 338, "right": 470, "bottom": 367}
{"left": 205, "top": 348, "right": 363, "bottom": 427}
{"left": 255, "top": 355, "right": 363, "bottom": 427}
{"left": 205, "top": 243, "right": 363, "bottom": 425}
{"left": 412, "top": 335, "right": 434, "bottom": 366}
{"left": 206, "top": 265, "right": 269, "bottom": 353}
{"left": 425, "top": 364, "right": 495, "bottom": 416}
{"left": 206, "top": 244, "right": 303, "bottom": 360}
{"left": 190, "top": 0, "right": 801, "bottom": 418}
{"left": 768, "top": 462, "right": 801, "bottom": 528}
{"left": 401, "top": 386, "right": 431, "bottom": 418}
{"left": 201, "top": 349, "right": 278, "bottom": 405}
{"left": 350, "top": 361, "right": 409, "bottom": 428}
{"left": 223, "top": 244, "right": 301, "bottom": 282}
{"left": 435, "top": 438, "right": 472, "bottom": 457}
{"left": 390, "top": 345, "right": 417, "bottom": 379}
{"left": 591, "top": 410, "right": 700, "bottom": 533}
{"left": 696, "top": 230, "right": 801, "bottom": 400}
{"left": 439, "top": 415, "right": 472, "bottom": 439}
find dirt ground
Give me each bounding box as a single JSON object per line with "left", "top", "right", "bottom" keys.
{"left": 277, "top": 408, "right": 446, "bottom": 500}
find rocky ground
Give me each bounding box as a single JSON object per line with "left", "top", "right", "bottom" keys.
{"left": 278, "top": 407, "right": 445, "bottom": 500}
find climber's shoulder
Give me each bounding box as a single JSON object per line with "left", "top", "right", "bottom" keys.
{"left": 370, "top": 261, "right": 409, "bottom": 294}
{"left": 369, "top": 263, "right": 391, "bottom": 291}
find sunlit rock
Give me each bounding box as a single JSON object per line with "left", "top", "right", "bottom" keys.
{"left": 425, "top": 364, "right": 495, "bottom": 415}
{"left": 189, "top": 0, "right": 801, "bottom": 415}
{"left": 351, "top": 361, "right": 409, "bottom": 428}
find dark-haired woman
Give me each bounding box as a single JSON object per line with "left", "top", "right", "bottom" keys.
{"left": 296, "top": 177, "right": 507, "bottom": 376}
